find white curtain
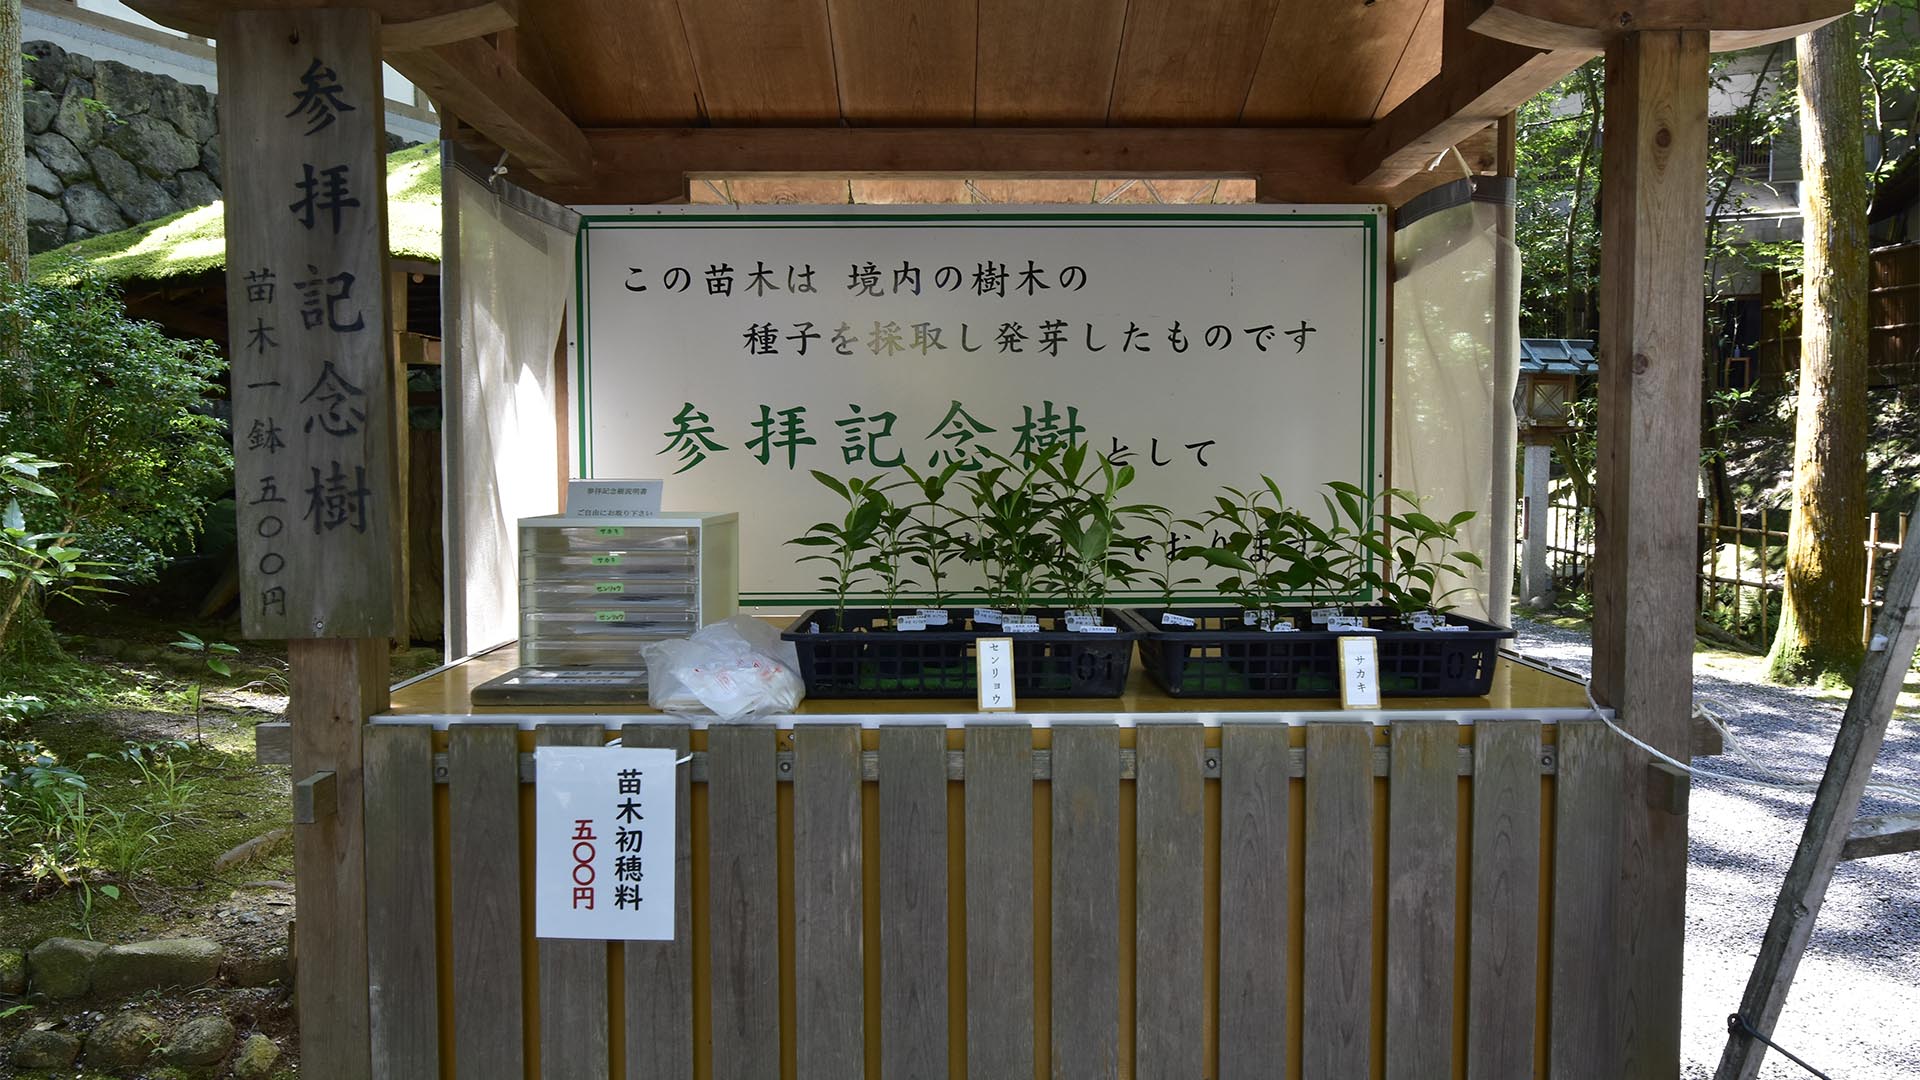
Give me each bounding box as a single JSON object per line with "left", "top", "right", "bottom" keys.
{"left": 1391, "top": 179, "right": 1519, "bottom": 623}
{"left": 441, "top": 147, "right": 578, "bottom": 656}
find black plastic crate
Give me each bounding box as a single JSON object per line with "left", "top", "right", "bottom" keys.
{"left": 1116, "top": 606, "right": 1514, "bottom": 698}
{"left": 781, "top": 607, "right": 1139, "bottom": 698}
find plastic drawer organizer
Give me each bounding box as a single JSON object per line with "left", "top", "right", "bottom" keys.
{"left": 516, "top": 513, "right": 738, "bottom": 666}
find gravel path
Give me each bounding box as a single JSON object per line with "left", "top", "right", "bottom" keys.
{"left": 1512, "top": 616, "right": 1920, "bottom": 1079}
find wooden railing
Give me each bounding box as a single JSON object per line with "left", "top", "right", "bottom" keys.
{"left": 1523, "top": 497, "right": 1910, "bottom": 650}
{"left": 358, "top": 717, "right": 1621, "bottom": 1079}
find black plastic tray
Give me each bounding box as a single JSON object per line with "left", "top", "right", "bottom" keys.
{"left": 781, "top": 607, "right": 1139, "bottom": 698}
{"left": 1116, "top": 606, "right": 1514, "bottom": 698}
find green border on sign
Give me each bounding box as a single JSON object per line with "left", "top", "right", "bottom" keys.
{"left": 573, "top": 209, "right": 1385, "bottom": 607}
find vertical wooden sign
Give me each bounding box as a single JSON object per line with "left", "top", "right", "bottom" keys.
{"left": 219, "top": 8, "right": 396, "bottom": 639}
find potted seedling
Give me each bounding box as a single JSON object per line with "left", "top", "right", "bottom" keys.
{"left": 1123, "top": 477, "right": 1513, "bottom": 699}
{"left": 1353, "top": 489, "right": 1483, "bottom": 626}
{"left": 959, "top": 445, "right": 1066, "bottom": 620}
{"left": 1136, "top": 507, "right": 1204, "bottom": 619}
{"left": 1035, "top": 444, "right": 1159, "bottom": 632}
{"left": 899, "top": 461, "right": 966, "bottom": 618}
{"left": 786, "top": 471, "right": 891, "bottom": 631}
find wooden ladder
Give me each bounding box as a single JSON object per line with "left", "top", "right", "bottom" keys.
{"left": 1716, "top": 494, "right": 1920, "bottom": 1080}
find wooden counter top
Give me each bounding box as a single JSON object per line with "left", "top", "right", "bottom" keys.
{"left": 378, "top": 643, "right": 1601, "bottom": 727}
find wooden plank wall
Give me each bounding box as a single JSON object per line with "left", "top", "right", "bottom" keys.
{"left": 399, "top": 717, "right": 1595, "bottom": 1079}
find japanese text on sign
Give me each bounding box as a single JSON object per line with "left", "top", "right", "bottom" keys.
{"left": 535, "top": 746, "right": 677, "bottom": 941}
{"left": 577, "top": 208, "right": 1386, "bottom": 603}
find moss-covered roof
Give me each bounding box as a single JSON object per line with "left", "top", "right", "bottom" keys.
{"left": 30, "top": 143, "right": 441, "bottom": 284}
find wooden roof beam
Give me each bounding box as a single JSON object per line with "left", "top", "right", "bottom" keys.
{"left": 388, "top": 37, "right": 592, "bottom": 184}
{"left": 1350, "top": 33, "right": 1588, "bottom": 187}
{"left": 539, "top": 127, "right": 1393, "bottom": 206}
{"left": 1465, "top": 0, "right": 1849, "bottom": 51}
{"left": 127, "top": 0, "right": 517, "bottom": 48}
{"left": 1351, "top": 0, "right": 1849, "bottom": 188}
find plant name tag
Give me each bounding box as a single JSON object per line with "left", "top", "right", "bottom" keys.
{"left": 1338, "top": 636, "right": 1382, "bottom": 709}
{"left": 894, "top": 615, "right": 929, "bottom": 631}
{"left": 974, "top": 608, "right": 1004, "bottom": 626}
{"left": 1265, "top": 619, "right": 1298, "bottom": 633}
{"left": 1310, "top": 606, "right": 1341, "bottom": 624}
{"left": 567, "top": 478, "right": 663, "bottom": 518}
{"left": 977, "top": 637, "right": 1015, "bottom": 711}
{"left": 1326, "top": 615, "right": 1377, "bottom": 633}
{"left": 1005, "top": 614, "right": 1040, "bottom": 627}
{"left": 1161, "top": 612, "right": 1197, "bottom": 627}
{"left": 1071, "top": 624, "right": 1118, "bottom": 634}
{"left": 916, "top": 608, "right": 951, "bottom": 625}
{"left": 1004, "top": 623, "right": 1041, "bottom": 633}
{"left": 1409, "top": 611, "right": 1436, "bottom": 630}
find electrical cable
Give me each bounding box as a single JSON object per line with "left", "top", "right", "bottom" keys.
{"left": 1581, "top": 679, "right": 1920, "bottom": 806}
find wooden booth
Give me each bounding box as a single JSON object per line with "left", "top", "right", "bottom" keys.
{"left": 129, "top": 0, "right": 1848, "bottom": 1078}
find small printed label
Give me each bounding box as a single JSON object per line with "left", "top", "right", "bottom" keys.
{"left": 1327, "top": 616, "right": 1378, "bottom": 633}
{"left": 1243, "top": 609, "right": 1260, "bottom": 626}
{"left": 1071, "top": 623, "right": 1118, "bottom": 634}
{"left": 593, "top": 582, "right": 625, "bottom": 594}
{"left": 974, "top": 608, "right": 1003, "bottom": 626}
{"left": 595, "top": 610, "right": 626, "bottom": 623}
{"left": 895, "top": 615, "right": 929, "bottom": 631}
{"left": 916, "top": 608, "right": 951, "bottom": 625}
{"left": 590, "top": 554, "right": 621, "bottom": 566}
{"left": 1006, "top": 614, "right": 1040, "bottom": 627}
{"left": 1064, "top": 613, "right": 1094, "bottom": 629}
{"left": 595, "top": 526, "right": 626, "bottom": 537}
{"left": 1161, "top": 612, "right": 1197, "bottom": 627}
{"left": 1266, "top": 622, "right": 1299, "bottom": 633}
{"left": 1310, "top": 606, "right": 1340, "bottom": 624}
{"left": 1431, "top": 624, "right": 1469, "bottom": 632}
{"left": 808, "top": 622, "right": 820, "bottom": 634}
{"left": 1409, "top": 611, "right": 1436, "bottom": 630}
{"left": 1004, "top": 622, "right": 1041, "bottom": 633}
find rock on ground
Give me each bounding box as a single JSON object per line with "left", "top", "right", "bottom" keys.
{"left": 91, "top": 937, "right": 222, "bottom": 997}
{"left": 221, "top": 947, "right": 290, "bottom": 989}
{"left": 12, "top": 1027, "right": 81, "bottom": 1068}
{"left": 230, "top": 1032, "right": 281, "bottom": 1079}
{"left": 85, "top": 1011, "right": 165, "bottom": 1070}
{"left": 162, "top": 1014, "right": 236, "bottom": 1066}
{"left": 0, "top": 947, "right": 25, "bottom": 995}
{"left": 26, "top": 937, "right": 107, "bottom": 1000}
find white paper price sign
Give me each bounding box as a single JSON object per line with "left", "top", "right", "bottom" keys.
{"left": 977, "top": 636, "right": 1016, "bottom": 712}
{"left": 1338, "top": 636, "right": 1382, "bottom": 710}
{"left": 535, "top": 746, "right": 677, "bottom": 941}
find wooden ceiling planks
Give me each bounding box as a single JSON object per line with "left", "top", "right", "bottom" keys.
{"left": 1373, "top": 0, "right": 1441, "bottom": 118}
{"left": 1239, "top": 0, "right": 1435, "bottom": 123}
{"left": 974, "top": 0, "right": 1130, "bottom": 123}
{"left": 1107, "top": 0, "right": 1284, "bottom": 124}
{"left": 827, "top": 0, "right": 977, "bottom": 124}
{"left": 522, "top": 0, "right": 703, "bottom": 125}
{"left": 675, "top": 0, "right": 842, "bottom": 122}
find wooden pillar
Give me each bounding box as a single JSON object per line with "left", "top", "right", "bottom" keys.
{"left": 1590, "top": 29, "right": 1708, "bottom": 1079}
{"left": 218, "top": 10, "right": 397, "bottom": 1078}
{"left": 1521, "top": 440, "right": 1552, "bottom": 605}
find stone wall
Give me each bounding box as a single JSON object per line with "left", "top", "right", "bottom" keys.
{"left": 22, "top": 41, "right": 222, "bottom": 253}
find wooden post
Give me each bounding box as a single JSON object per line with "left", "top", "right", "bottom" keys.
{"left": 218, "top": 10, "right": 396, "bottom": 1078}
{"left": 1521, "top": 440, "right": 1552, "bottom": 605}
{"left": 1589, "top": 28, "right": 1709, "bottom": 1079}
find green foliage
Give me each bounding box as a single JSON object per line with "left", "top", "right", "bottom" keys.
{"left": 789, "top": 471, "right": 895, "bottom": 629}
{"left": 899, "top": 462, "right": 966, "bottom": 607}
{"left": 0, "top": 454, "right": 120, "bottom": 659}
{"left": 1515, "top": 59, "right": 1604, "bottom": 339}
{"left": 1183, "top": 481, "right": 1480, "bottom": 618}
{"left": 1032, "top": 443, "right": 1156, "bottom": 611}
{"left": 0, "top": 270, "right": 230, "bottom": 586}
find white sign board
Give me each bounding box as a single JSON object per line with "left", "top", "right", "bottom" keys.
{"left": 574, "top": 207, "right": 1385, "bottom": 606}
{"left": 566, "top": 478, "right": 664, "bottom": 518}
{"left": 535, "top": 746, "right": 676, "bottom": 941}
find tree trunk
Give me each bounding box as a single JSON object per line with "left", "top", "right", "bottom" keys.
{"left": 1767, "top": 16, "right": 1869, "bottom": 684}
{"left": 0, "top": 0, "right": 26, "bottom": 284}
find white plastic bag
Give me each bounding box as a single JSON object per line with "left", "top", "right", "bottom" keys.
{"left": 641, "top": 616, "right": 805, "bottom": 720}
